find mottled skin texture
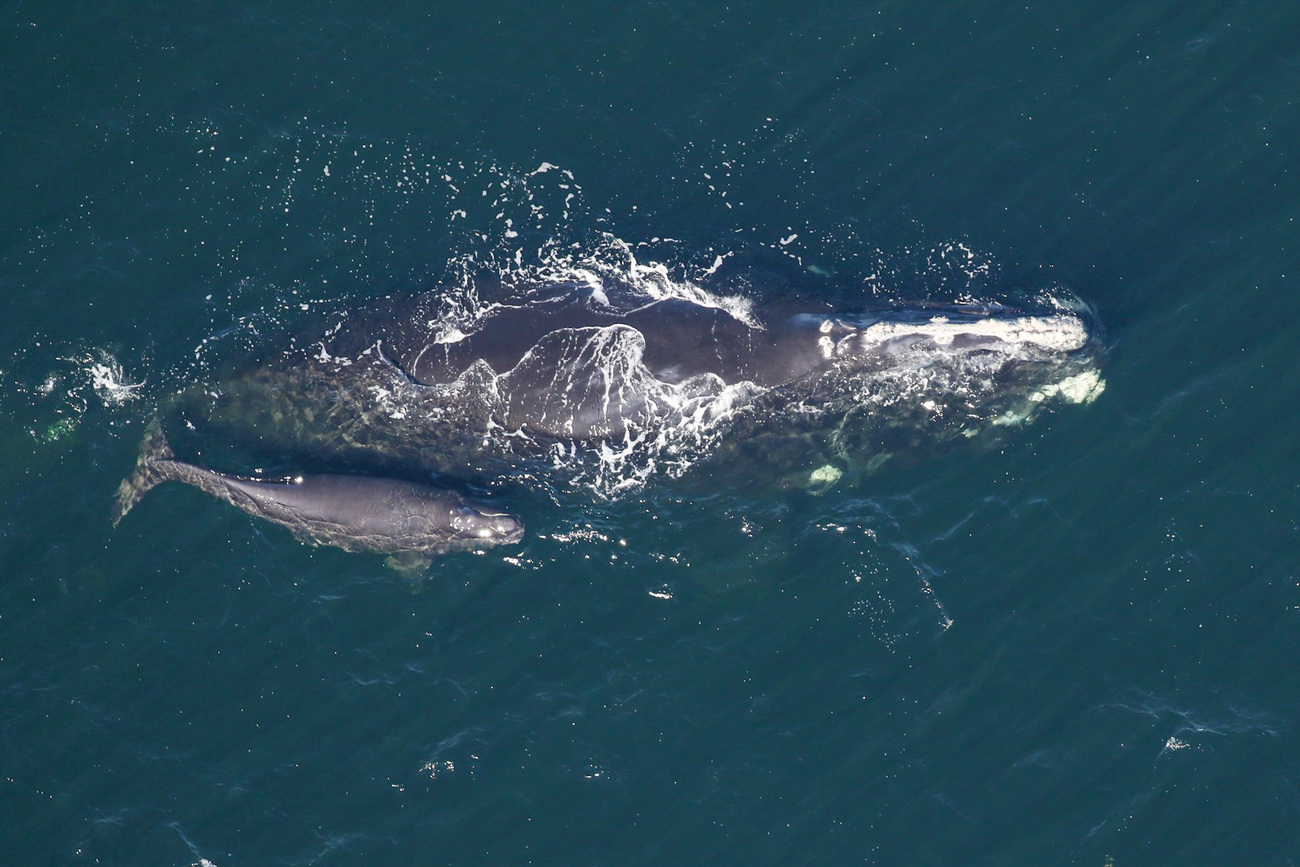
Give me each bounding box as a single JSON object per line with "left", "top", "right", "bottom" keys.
{"left": 183, "top": 292, "right": 1100, "bottom": 489}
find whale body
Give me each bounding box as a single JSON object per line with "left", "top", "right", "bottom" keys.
{"left": 186, "top": 281, "right": 1102, "bottom": 490}
{"left": 114, "top": 421, "right": 523, "bottom": 571}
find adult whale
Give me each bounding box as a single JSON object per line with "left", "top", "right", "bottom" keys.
{"left": 185, "top": 277, "right": 1104, "bottom": 496}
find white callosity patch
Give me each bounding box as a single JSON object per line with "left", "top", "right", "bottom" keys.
{"left": 991, "top": 369, "right": 1106, "bottom": 428}
{"left": 810, "top": 464, "right": 843, "bottom": 485}
{"left": 1037, "top": 368, "right": 1106, "bottom": 405}
{"left": 848, "top": 313, "right": 1090, "bottom": 356}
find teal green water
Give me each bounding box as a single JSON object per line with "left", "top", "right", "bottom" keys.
{"left": 3, "top": 2, "right": 1299, "bottom": 864}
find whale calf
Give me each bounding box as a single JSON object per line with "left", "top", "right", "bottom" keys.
{"left": 113, "top": 422, "right": 523, "bottom": 571}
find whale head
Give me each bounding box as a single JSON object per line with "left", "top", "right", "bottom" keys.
{"left": 449, "top": 502, "right": 525, "bottom": 545}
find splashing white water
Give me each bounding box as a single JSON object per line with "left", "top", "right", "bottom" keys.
{"left": 85, "top": 356, "right": 145, "bottom": 406}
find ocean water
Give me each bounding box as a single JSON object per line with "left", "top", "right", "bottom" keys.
{"left": 3, "top": 1, "right": 1299, "bottom": 864}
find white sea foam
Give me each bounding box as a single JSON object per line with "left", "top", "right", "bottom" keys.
{"left": 27, "top": 350, "right": 145, "bottom": 419}
{"left": 528, "top": 234, "right": 758, "bottom": 327}
{"left": 86, "top": 355, "right": 144, "bottom": 406}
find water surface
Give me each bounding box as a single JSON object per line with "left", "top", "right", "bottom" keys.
{"left": 3, "top": 2, "right": 1299, "bottom": 864}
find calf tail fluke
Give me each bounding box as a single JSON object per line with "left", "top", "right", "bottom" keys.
{"left": 112, "top": 419, "right": 177, "bottom": 527}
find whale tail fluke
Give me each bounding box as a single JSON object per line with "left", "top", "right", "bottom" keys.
{"left": 112, "top": 419, "right": 178, "bottom": 527}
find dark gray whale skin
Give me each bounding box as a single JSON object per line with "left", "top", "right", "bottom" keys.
{"left": 114, "top": 422, "right": 523, "bottom": 570}
{"left": 388, "top": 298, "right": 818, "bottom": 388}
{"left": 184, "top": 284, "right": 1102, "bottom": 495}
